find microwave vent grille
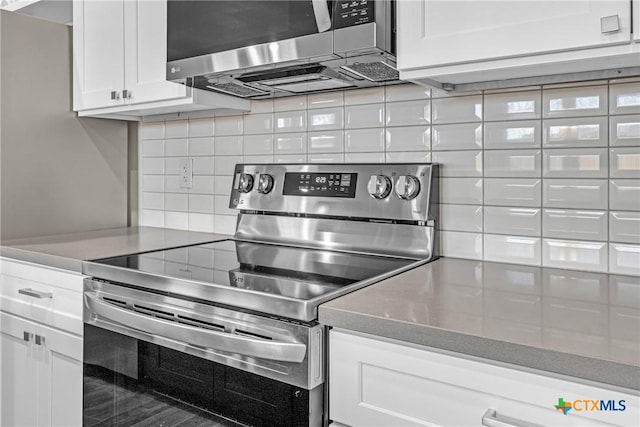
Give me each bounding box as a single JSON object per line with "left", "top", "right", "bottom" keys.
{"left": 206, "top": 82, "right": 270, "bottom": 98}
{"left": 341, "top": 62, "right": 399, "bottom": 82}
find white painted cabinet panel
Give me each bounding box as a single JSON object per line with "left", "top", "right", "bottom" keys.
{"left": 634, "top": 0, "right": 640, "bottom": 43}
{"left": 329, "top": 329, "right": 639, "bottom": 427}
{"left": 398, "top": 0, "right": 639, "bottom": 89}
{"left": 0, "top": 258, "right": 84, "bottom": 427}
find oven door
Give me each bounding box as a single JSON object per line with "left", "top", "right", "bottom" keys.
{"left": 167, "top": 0, "right": 335, "bottom": 77}
{"left": 83, "top": 279, "right": 324, "bottom": 426}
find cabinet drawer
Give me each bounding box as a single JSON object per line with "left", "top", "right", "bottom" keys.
{"left": 330, "top": 329, "right": 639, "bottom": 427}
{"left": 0, "top": 258, "right": 84, "bottom": 336}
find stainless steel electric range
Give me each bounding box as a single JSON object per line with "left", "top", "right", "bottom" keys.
{"left": 82, "top": 163, "right": 438, "bottom": 427}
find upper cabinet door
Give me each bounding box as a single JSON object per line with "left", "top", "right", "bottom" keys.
{"left": 634, "top": 0, "right": 640, "bottom": 43}
{"left": 73, "top": 0, "right": 125, "bottom": 110}
{"left": 122, "top": 0, "right": 188, "bottom": 105}
{"left": 398, "top": 0, "right": 632, "bottom": 71}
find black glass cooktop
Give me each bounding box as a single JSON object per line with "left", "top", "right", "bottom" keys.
{"left": 92, "top": 239, "right": 415, "bottom": 301}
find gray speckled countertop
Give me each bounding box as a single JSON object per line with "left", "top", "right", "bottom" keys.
{"left": 1, "top": 226, "right": 228, "bottom": 272}
{"left": 319, "top": 257, "right": 640, "bottom": 390}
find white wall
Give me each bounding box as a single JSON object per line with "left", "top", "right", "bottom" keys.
{"left": 139, "top": 81, "right": 640, "bottom": 275}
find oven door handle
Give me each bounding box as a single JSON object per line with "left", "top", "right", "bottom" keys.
{"left": 85, "top": 293, "right": 307, "bottom": 363}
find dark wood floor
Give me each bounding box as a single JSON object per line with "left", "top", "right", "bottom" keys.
{"left": 83, "top": 371, "right": 247, "bottom": 427}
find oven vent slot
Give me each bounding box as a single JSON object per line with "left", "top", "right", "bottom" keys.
{"left": 176, "top": 315, "right": 225, "bottom": 332}
{"left": 102, "top": 296, "right": 127, "bottom": 308}
{"left": 234, "top": 329, "right": 273, "bottom": 341}
{"left": 132, "top": 304, "right": 175, "bottom": 321}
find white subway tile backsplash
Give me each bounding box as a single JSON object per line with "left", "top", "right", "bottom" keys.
{"left": 141, "top": 122, "right": 164, "bottom": 140}
{"left": 543, "top": 148, "right": 608, "bottom": 178}
{"left": 142, "top": 158, "right": 164, "bottom": 175}
{"left": 484, "top": 207, "right": 541, "bottom": 237}
{"left": 308, "top": 92, "right": 344, "bottom": 109}
{"left": 386, "top": 126, "right": 430, "bottom": 152}
{"left": 308, "top": 131, "right": 344, "bottom": 153}
{"left": 484, "top": 234, "right": 541, "bottom": 266}
{"left": 214, "top": 115, "right": 243, "bottom": 136}
{"left": 274, "top": 95, "right": 307, "bottom": 112}
{"left": 344, "top": 152, "right": 385, "bottom": 163}
{"left": 610, "top": 147, "right": 640, "bottom": 178}
{"left": 609, "top": 244, "right": 640, "bottom": 275}
{"left": 344, "top": 87, "right": 384, "bottom": 105}
{"left": 484, "top": 120, "right": 540, "bottom": 149}
{"left": 610, "top": 211, "right": 640, "bottom": 244}
{"left": 142, "top": 175, "right": 164, "bottom": 192}
{"left": 142, "top": 139, "right": 164, "bottom": 157}
{"left": 484, "top": 90, "right": 541, "bottom": 121}
{"left": 275, "top": 111, "right": 307, "bottom": 133}
{"left": 243, "top": 113, "right": 273, "bottom": 135}
{"left": 243, "top": 135, "right": 274, "bottom": 155}
{"left": 308, "top": 107, "right": 344, "bottom": 131}
{"left": 188, "top": 137, "right": 214, "bottom": 156}
{"left": 165, "top": 120, "right": 189, "bottom": 139}
{"left": 214, "top": 156, "right": 242, "bottom": 175}
{"left": 344, "top": 104, "right": 384, "bottom": 129}
{"left": 610, "top": 179, "right": 640, "bottom": 211}
{"left": 440, "top": 178, "right": 483, "bottom": 205}
{"left": 188, "top": 118, "right": 214, "bottom": 137}
{"left": 484, "top": 149, "right": 541, "bottom": 177}
{"left": 385, "top": 84, "right": 430, "bottom": 102}
{"left": 165, "top": 139, "right": 188, "bottom": 157}
{"left": 345, "top": 128, "right": 385, "bottom": 152}
{"left": 543, "top": 85, "right": 608, "bottom": 118}
{"left": 543, "top": 239, "right": 608, "bottom": 272}
{"left": 431, "top": 150, "right": 482, "bottom": 177}
{"left": 385, "top": 100, "right": 430, "bottom": 127}
{"left": 432, "top": 95, "right": 483, "bottom": 124}
{"left": 440, "top": 231, "right": 483, "bottom": 260}
{"left": 165, "top": 193, "right": 188, "bottom": 212}
{"left": 188, "top": 213, "right": 214, "bottom": 233}
{"left": 609, "top": 82, "right": 640, "bottom": 115}
{"left": 440, "top": 205, "right": 483, "bottom": 232}
{"left": 432, "top": 123, "right": 482, "bottom": 150}
{"left": 275, "top": 133, "right": 307, "bottom": 154}
{"left": 188, "top": 194, "right": 214, "bottom": 214}
{"left": 214, "top": 136, "right": 243, "bottom": 156}
{"left": 543, "top": 209, "right": 607, "bottom": 241}
{"left": 193, "top": 157, "right": 215, "bottom": 175}
{"left": 139, "top": 81, "right": 640, "bottom": 275}
{"left": 385, "top": 151, "right": 431, "bottom": 163}
{"left": 484, "top": 178, "right": 541, "bottom": 207}
{"left": 543, "top": 117, "right": 608, "bottom": 148}
{"left": 610, "top": 115, "right": 640, "bottom": 146}
{"left": 543, "top": 179, "right": 608, "bottom": 209}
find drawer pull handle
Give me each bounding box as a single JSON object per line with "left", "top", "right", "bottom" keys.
{"left": 482, "top": 409, "right": 541, "bottom": 427}
{"left": 18, "top": 288, "right": 53, "bottom": 299}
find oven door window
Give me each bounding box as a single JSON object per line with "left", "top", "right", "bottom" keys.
{"left": 167, "top": 0, "right": 333, "bottom": 61}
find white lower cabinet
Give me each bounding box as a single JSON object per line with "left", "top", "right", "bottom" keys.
{"left": 0, "top": 258, "right": 84, "bottom": 427}
{"left": 329, "top": 329, "right": 639, "bottom": 427}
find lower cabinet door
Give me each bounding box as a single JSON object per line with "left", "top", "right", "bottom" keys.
{"left": 0, "top": 312, "right": 83, "bottom": 427}
{"left": 329, "top": 329, "right": 639, "bottom": 427}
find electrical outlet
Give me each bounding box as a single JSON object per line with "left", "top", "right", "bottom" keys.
{"left": 179, "top": 158, "right": 193, "bottom": 188}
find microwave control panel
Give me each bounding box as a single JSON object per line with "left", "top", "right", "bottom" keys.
{"left": 334, "top": 0, "right": 374, "bottom": 28}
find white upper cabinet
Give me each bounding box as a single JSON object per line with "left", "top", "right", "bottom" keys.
{"left": 398, "top": 0, "right": 640, "bottom": 89}
{"left": 73, "top": 0, "right": 249, "bottom": 119}
{"left": 634, "top": 0, "right": 640, "bottom": 43}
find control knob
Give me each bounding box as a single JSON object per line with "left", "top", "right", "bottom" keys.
{"left": 257, "top": 173, "right": 274, "bottom": 194}
{"left": 394, "top": 175, "right": 421, "bottom": 200}
{"left": 367, "top": 175, "right": 392, "bottom": 199}
{"left": 237, "top": 173, "right": 254, "bottom": 193}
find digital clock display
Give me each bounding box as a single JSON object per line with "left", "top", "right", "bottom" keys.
{"left": 283, "top": 172, "right": 357, "bottom": 197}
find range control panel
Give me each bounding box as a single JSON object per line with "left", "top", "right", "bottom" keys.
{"left": 230, "top": 163, "right": 438, "bottom": 222}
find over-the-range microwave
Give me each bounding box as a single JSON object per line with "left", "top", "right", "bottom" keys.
{"left": 166, "top": 0, "right": 398, "bottom": 99}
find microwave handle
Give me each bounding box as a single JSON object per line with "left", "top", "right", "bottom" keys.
{"left": 85, "top": 292, "right": 307, "bottom": 363}
{"left": 312, "top": 0, "right": 332, "bottom": 32}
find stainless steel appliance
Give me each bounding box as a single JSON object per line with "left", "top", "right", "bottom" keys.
{"left": 82, "top": 163, "right": 438, "bottom": 426}
{"left": 166, "top": 1, "right": 398, "bottom": 98}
